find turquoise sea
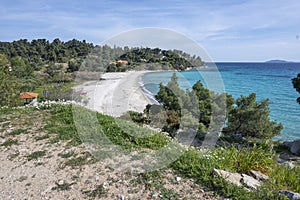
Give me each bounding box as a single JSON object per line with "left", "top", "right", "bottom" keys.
{"left": 141, "top": 62, "right": 300, "bottom": 141}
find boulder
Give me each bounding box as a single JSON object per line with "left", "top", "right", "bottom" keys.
{"left": 241, "top": 174, "right": 261, "bottom": 190}
{"left": 213, "top": 169, "right": 263, "bottom": 190}
{"left": 249, "top": 170, "right": 269, "bottom": 181}
{"left": 279, "top": 153, "right": 300, "bottom": 161}
{"left": 213, "top": 169, "right": 243, "bottom": 187}
{"left": 283, "top": 139, "right": 300, "bottom": 155}
{"left": 279, "top": 190, "right": 300, "bottom": 200}
{"left": 290, "top": 140, "right": 300, "bottom": 155}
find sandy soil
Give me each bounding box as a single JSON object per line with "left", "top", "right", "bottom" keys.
{"left": 75, "top": 71, "right": 152, "bottom": 117}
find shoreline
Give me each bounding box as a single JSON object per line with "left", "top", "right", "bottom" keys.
{"left": 75, "top": 71, "right": 154, "bottom": 117}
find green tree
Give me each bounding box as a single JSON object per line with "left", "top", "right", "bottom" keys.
{"left": 10, "top": 57, "right": 34, "bottom": 78}
{"left": 0, "top": 54, "right": 21, "bottom": 107}
{"left": 223, "top": 93, "right": 283, "bottom": 139}
{"left": 292, "top": 73, "right": 300, "bottom": 104}
{"left": 192, "top": 81, "right": 212, "bottom": 128}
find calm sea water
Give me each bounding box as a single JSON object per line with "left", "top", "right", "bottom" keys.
{"left": 141, "top": 63, "right": 300, "bottom": 141}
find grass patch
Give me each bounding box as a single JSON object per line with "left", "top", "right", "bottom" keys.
{"left": 131, "top": 171, "right": 165, "bottom": 190}
{"left": 45, "top": 104, "right": 169, "bottom": 149}
{"left": 42, "top": 104, "right": 82, "bottom": 146}
{"left": 64, "top": 152, "right": 95, "bottom": 168}
{"left": 96, "top": 112, "right": 169, "bottom": 150}
{"left": 8, "top": 152, "right": 20, "bottom": 160}
{"left": 27, "top": 150, "right": 47, "bottom": 161}
{"left": 17, "top": 176, "right": 28, "bottom": 182}
{"left": 1, "top": 121, "right": 11, "bottom": 127}
{"left": 160, "top": 188, "right": 180, "bottom": 199}
{"left": 7, "top": 128, "right": 28, "bottom": 136}
{"left": 270, "top": 165, "right": 300, "bottom": 193}
{"left": 58, "top": 151, "right": 75, "bottom": 158}
{"left": 1, "top": 138, "right": 18, "bottom": 147}
{"left": 52, "top": 181, "right": 74, "bottom": 191}
{"left": 35, "top": 134, "right": 51, "bottom": 141}
{"left": 82, "top": 184, "right": 108, "bottom": 198}
{"left": 211, "top": 145, "right": 275, "bottom": 174}
{"left": 171, "top": 145, "right": 300, "bottom": 199}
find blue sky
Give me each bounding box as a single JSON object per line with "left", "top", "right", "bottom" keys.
{"left": 1, "top": 0, "right": 300, "bottom": 62}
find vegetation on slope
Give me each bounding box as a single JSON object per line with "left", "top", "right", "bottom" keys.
{"left": 1, "top": 104, "right": 298, "bottom": 199}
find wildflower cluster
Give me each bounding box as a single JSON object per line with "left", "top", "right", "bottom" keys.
{"left": 35, "top": 100, "right": 78, "bottom": 110}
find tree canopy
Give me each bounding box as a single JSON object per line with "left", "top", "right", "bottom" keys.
{"left": 147, "top": 73, "right": 282, "bottom": 141}
{"left": 0, "top": 38, "right": 93, "bottom": 70}
{"left": 148, "top": 73, "right": 229, "bottom": 138}
{"left": 0, "top": 54, "right": 21, "bottom": 107}
{"left": 222, "top": 93, "right": 283, "bottom": 139}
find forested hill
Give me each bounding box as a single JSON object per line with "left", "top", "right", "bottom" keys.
{"left": 118, "top": 47, "right": 204, "bottom": 71}
{"left": 0, "top": 39, "right": 204, "bottom": 72}
{"left": 0, "top": 38, "right": 94, "bottom": 71}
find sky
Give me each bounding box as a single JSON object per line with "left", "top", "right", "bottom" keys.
{"left": 1, "top": 0, "right": 300, "bottom": 62}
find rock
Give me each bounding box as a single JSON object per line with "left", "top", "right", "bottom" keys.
{"left": 249, "top": 170, "right": 269, "bottom": 181}
{"left": 213, "top": 169, "right": 262, "bottom": 190}
{"left": 283, "top": 140, "right": 300, "bottom": 155}
{"left": 117, "top": 194, "right": 125, "bottom": 200}
{"left": 290, "top": 140, "right": 300, "bottom": 155}
{"left": 213, "top": 169, "right": 243, "bottom": 187}
{"left": 58, "top": 180, "right": 64, "bottom": 185}
{"left": 279, "top": 153, "right": 300, "bottom": 162}
{"left": 285, "top": 161, "right": 295, "bottom": 168}
{"left": 94, "top": 176, "right": 99, "bottom": 182}
{"left": 176, "top": 176, "right": 182, "bottom": 182}
{"left": 233, "top": 134, "right": 243, "bottom": 141}
{"left": 279, "top": 190, "right": 300, "bottom": 200}
{"left": 152, "top": 191, "right": 159, "bottom": 198}
{"left": 241, "top": 174, "right": 261, "bottom": 190}
{"left": 102, "top": 181, "right": 108, "bottom": 189}
{"left": 283, "top": 141, "right": 293, "bottom": 148}
{"left": 278, "top": 152, "right": 300, "bottom": 168}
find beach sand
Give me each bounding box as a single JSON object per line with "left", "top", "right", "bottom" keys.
{"left": 75, "top": 71, "right": 152, "bottom": 117}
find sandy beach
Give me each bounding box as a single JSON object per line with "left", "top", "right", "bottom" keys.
{"left": 75, "top": 71, "right": 152, "bottom": 117}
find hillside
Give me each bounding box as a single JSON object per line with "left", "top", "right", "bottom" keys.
{"left": 1, "top": 104, "right": 299, "bottom": 199}
{"left": 0, "top": 104, "right": 218, "bottom": 199}
{"left": 0, "top": 39, "right": 204, "bottom": 73}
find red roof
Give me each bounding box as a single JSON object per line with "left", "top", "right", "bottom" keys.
{"left": 20, "top": 92, "right": 39, "bottom": 99}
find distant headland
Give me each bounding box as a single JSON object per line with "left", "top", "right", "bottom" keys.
{"left": 265, "top": 59, "right": 291, "bottom": 63}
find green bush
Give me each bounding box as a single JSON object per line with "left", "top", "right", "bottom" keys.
{"left": 212, "top": 145, "right": 276, "bottom": 174}
{"left": 27, "top": 150, "right": 46, "bottom": 161}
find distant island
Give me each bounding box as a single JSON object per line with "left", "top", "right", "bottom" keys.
{"left": 265, "top": 59, "right": 291, "bottom": 63}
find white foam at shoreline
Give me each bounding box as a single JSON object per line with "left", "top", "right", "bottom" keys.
{"left": 138, "top": 74, "right": 159, "bottom": 105}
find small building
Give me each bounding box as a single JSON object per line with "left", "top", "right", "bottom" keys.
{"left": 20, "top": 92, "right": 39, "bottom": 106}
{"left": 109, "top": 60, "right": 128, "bottom": 65}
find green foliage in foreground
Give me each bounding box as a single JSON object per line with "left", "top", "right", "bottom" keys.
{"left": 44, "top": 104, "right": 169, "bottom": 150}
{"left": 43, "top": 104, "right": 81, "bottom": 146}
{"left": 171, "top": 147, "right": 300, "bottom": 199}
